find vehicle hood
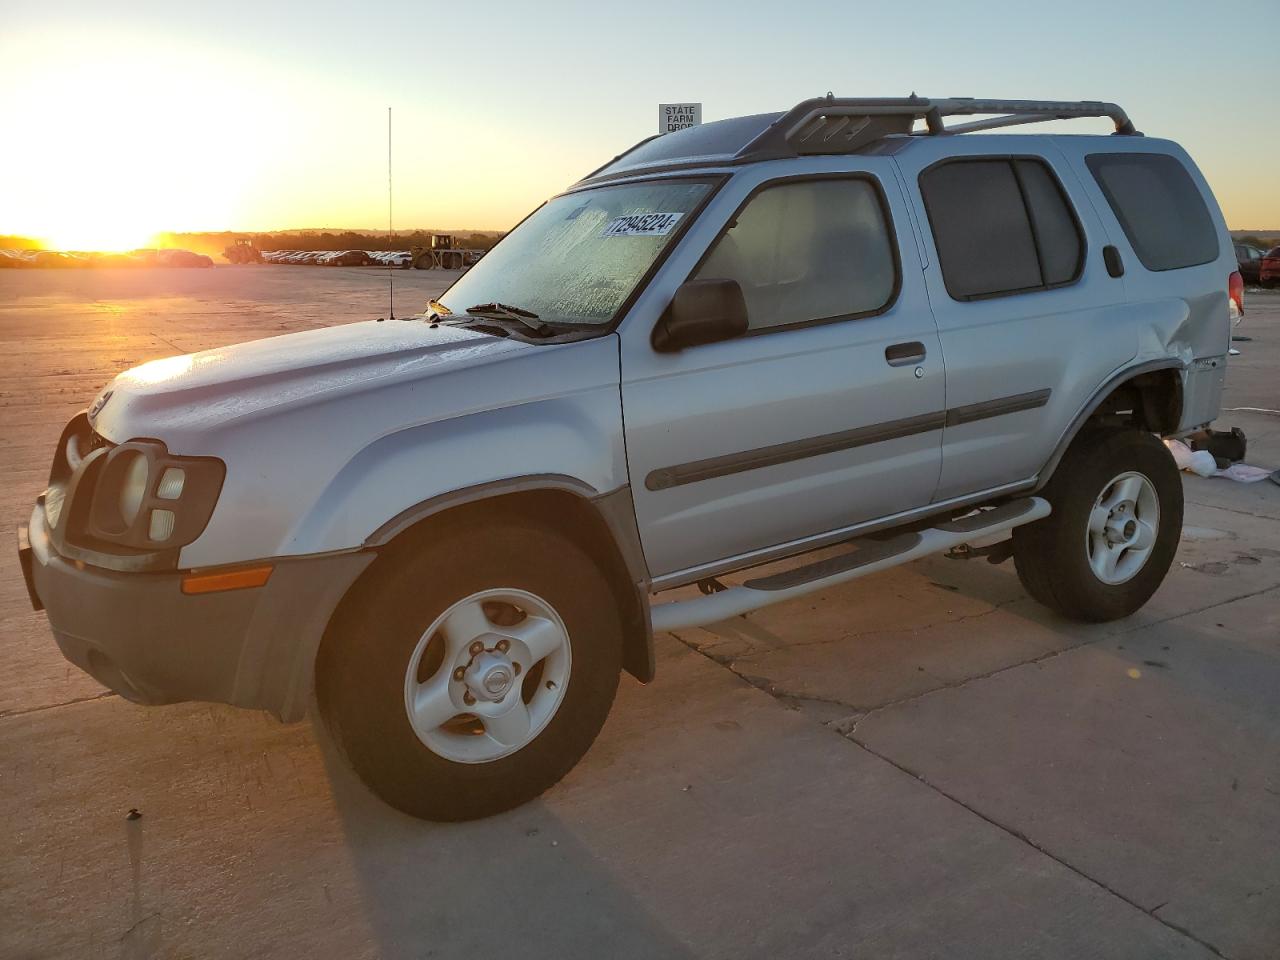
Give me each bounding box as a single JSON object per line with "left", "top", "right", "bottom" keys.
{"left": 90, "top": 319, "right": 533, "bottom": 446}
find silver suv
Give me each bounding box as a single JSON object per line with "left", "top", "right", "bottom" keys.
{"left": 19, "top": 96, "right": 1240, "bottom": 821}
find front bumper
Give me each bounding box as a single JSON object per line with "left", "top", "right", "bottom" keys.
{"left": 20, "top": 503, "right": 374, "bottom": 722}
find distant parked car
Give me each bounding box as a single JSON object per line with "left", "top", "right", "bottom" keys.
{"left": 318, "top": 250, "right": 372, "bottom": 267}
{"left": 31, "top": 251, "right": 83, "bottom": 268}
{"left": 341, "top": 250, "right": 374, "bottom": 266}
{"left": 84, "top": 252, "right": 138, "bottom": 268}
{"left": 0, "top": 249, "right": 34, "bottom": 268}
{"left": 1261, "top": 246, "right": 1280, "bottom": 288}
{"left": 1234, "top": 243, "right": 1266, "bottom": 285}
{"left": 156, "top": 249, "right": 213, "bottom": 268}
{"left": 369, "top": 250, "right": 413, "bottom": 268}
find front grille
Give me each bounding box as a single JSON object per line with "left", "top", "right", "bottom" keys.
{"left": 59, "top": 415, "right": 115, "bottom": 478}
{"left": 83, "top": 428, "right": 112, "bottom": 455}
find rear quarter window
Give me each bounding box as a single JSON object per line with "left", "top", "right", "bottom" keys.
{"left": 1085, "top": 153, "right": 1219, "bottom": 272}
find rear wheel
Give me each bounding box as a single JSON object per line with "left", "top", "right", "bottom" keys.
{"left": 1013, "top": 429, "right": 1182, "bottom": 621}
{"left": 316, "top": 518, "right": 623, "bottom": 820}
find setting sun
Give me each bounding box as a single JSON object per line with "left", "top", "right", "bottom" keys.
{"left": 2, "top": 35, "right": 257, "bottom": 248}
{"left": 40, "top": 220, "right": 160, "bottom": 254}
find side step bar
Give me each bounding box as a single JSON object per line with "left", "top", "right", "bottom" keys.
{"left": 649, "top": 497, "right": 1050, "bottom": 632}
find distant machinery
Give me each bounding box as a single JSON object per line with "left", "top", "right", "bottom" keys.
{"left": 412, "top": 234, "right": 480, "bottom": 270}
{"left": 223, "top": 238, "right": 262, "bottom": 264}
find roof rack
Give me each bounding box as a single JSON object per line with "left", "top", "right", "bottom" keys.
{"left": 740, "top": 95, "right": 1139, "bottom": 161}
{"left": 579, "top": 96, "right": 1140, "bottom": 185}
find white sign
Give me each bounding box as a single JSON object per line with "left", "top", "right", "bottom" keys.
{"left": 600, "top": 212, "right": 684, "bottom": 238}
{"left": 659, "top": 103, "right": 702, "bottom": 135}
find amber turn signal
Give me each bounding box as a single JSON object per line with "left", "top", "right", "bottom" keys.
{"left": 181, "top": 564, "right": 273, "bottom": 595}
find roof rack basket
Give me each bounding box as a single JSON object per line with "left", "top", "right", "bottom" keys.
{"left": 740, "top": 96, "right": 1139, "bottom": 161}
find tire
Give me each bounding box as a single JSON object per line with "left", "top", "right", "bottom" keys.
{"left": 315, "top": 518, "right": 623, "bottom": 821}
{"left": 1013, "top": 429, "right": 1182, "bottom": 622}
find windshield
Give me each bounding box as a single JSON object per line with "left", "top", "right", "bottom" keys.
{"left": 436, "top": 178, "right": 715, "bottom": 326}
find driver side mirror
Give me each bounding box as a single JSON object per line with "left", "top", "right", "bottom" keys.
{"left": 652, "top": 279, "right": 749, "bottom": 352}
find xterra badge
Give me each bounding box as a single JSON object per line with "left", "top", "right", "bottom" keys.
{"left": 88, "top": 389, "right": 113, "bottom": 421}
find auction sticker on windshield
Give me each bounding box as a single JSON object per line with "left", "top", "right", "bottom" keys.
{"left": 600, "top": 212, "right": 683, "bottom": 237}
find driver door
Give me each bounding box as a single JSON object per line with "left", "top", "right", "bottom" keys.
{"left": 620, "top": 167, "right": 945, "bottom": 581}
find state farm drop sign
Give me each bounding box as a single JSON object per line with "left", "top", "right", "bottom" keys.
{"left": 659, "top": 103, "right": 702, "bottom": 135}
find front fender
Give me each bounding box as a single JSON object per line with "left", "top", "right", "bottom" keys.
{"left": 283, "top": 391, "right": 628, "bottom": 556}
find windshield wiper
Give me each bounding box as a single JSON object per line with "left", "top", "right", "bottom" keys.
{"left": 460, "top": 302, "right": 554, "bottom": 337}
{"left": 468, "top": 301, "right": 539, "bottom": 319}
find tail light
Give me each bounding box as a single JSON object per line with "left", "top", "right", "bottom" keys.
{"left": 1228, "top": 271, "right": 1244, "bottom": 324}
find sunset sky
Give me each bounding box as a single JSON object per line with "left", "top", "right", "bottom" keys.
{"left": 1, "top": 0, "right": 1276, "bottom": 250}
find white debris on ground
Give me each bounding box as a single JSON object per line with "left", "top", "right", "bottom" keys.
{"left": 1164, "top": 438, "right": 1273, "bottom": 482}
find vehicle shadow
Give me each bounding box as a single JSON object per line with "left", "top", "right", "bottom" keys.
{"left": 310, "top": 713, "right": 696, "bottom": 960}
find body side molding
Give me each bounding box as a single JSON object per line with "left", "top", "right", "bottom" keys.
{"left": 945, "top": 388, "right": 1051, "bottom": 427}
{"left": 645, "top": 411, "right": 946, "bottom": 491}
{"left": 645, "top": 388, "right": 1053, "bottom": 492}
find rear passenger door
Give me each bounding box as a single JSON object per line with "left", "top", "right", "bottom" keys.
{"left": 896, "top": 144, "right": 1132, "bottom": 501}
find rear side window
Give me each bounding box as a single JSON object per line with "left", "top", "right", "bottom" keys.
{"left": 1086, "top": 153, "right": 1218, "bottom": 272}
{"left": 919, "top": 158, "right": 1083, "bottom": 300}
{"left": 692, "top": 177, "right": 897, "bottom": 331}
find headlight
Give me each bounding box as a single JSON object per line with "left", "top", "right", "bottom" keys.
{"left": 75, "top": 440, "right": 225, "bottom": 552}
{"left": 117, "top": 453, "right": 150, "bottom": 526}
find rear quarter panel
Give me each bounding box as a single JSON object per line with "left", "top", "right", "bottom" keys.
{"left": 1050, "top": 136, "right": 1234, "bottom": 432}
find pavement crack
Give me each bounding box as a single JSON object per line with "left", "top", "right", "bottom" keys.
{"left": 119, "top": 911, "right": 161, "bottom": 941}
{"left": 671, "top": 629, "right": 862, "bottom": 713}
{"left": 670, "top": 586, "right": 1269, "bottom": 959}
{"left": 0, "top": 691, "right": 116, "bottom": 720}
{"left": 838, "top": 582, "right": 1280, "bottom": 736}
{"left": 845, "top": 734, "right": 1234, "bottom": 959}
{"left": 846, "top": 641, "right": 1090, "bottom": 736}
{"left": 1185, "top": 499, "right": 1280, "bottom": 523}
{"left": 1113, "top": 583, "right": 1280, "bottom": 637}
{"left": 151, "top": 333, "right": 185, "bottom": 353}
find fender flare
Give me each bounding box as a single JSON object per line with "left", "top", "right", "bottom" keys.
{"left": 1035, "top": 358, "right": 1184, "bottom": 490}
{"left": 364, "top": 474, "right": 656, "bottom": 683}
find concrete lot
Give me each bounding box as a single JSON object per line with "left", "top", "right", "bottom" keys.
{"left": 2, "top": 266, "right": 1278, "bottom": 959}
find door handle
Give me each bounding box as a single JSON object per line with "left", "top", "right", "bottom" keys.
{"left": 885, "top": 341, "right": 926, "bottom": 367}
{"left": 1103, "top": 245, "right": 1125, "bottom": 278}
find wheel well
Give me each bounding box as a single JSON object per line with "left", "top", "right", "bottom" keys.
{"left": 329, "top": 489, "right": 652, "bottom": 684}
{"left": 1085, "top": 368, "right": 1182, "bottom": 434}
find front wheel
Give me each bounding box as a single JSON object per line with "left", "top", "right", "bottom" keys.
{"left": 316, "top": 518, "right": 623, "bottom": 821}
{"left": 1013, "top": 429, "right": 1182, "bottom": 622}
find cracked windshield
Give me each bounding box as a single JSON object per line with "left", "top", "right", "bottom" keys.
{"left": 436, "top": 179, "right": 714, "bottom": 325}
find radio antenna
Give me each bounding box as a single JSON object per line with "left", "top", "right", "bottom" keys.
{"left": 387, "top": 106, "right": 394, "bottom": 320}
